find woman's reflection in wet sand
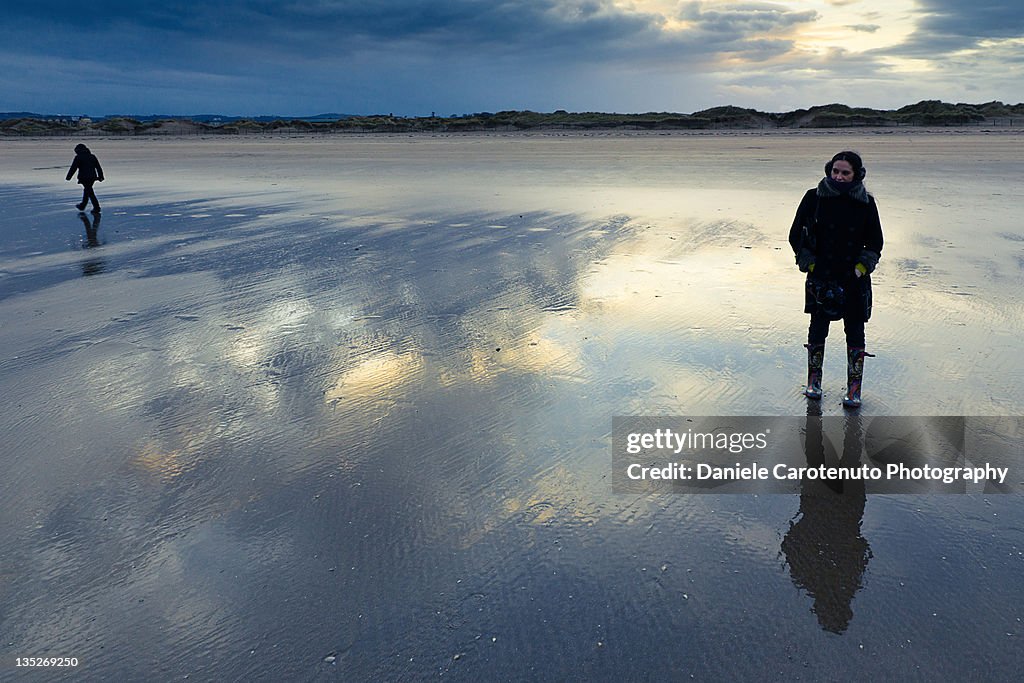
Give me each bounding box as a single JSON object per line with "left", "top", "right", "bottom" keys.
{"left": 77, "top": 211, "right": 106, "bottom": 276}
{"left": 781, "top": 406, "right": 872, "bottom": 634}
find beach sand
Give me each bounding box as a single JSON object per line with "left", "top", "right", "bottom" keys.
{"left": 1, "top": 132, "right": 1022, "bottom": 679}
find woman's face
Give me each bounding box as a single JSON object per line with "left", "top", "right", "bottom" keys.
{"left": 830, "top": 159, "right": 856, "bottom": 182}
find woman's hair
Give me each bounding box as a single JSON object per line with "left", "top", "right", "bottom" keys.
{"left": 74, "top": 143, "right": 89, "bottom": 154}
{"left": 825, "top": 150, "right": 866, "bottom": 180}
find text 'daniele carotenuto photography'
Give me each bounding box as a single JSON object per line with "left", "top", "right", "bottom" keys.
{"left": 2, "top": 1, "right": 1023, "bottom": 680}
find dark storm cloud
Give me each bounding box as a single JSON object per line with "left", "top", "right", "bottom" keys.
{"left": 2, "top": 0, "right": 676, "bottom": 113}
{"left": 1, "top": 1, "right": 826, "bottom": 114}
{"left": 892, "top": 1, "right": 1024, "bottom": 55}
{"left": 7, "top": 1, "right": 664, "bottom": 58}
{"left": 0, "top": 1, "right": 666, "bottom": 114}
{"left": 7, "top": 1, "right": 825, "bottom": 68}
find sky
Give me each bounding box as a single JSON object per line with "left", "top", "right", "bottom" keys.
{"left": 4, "top": 1, "right": 1023, "bottom": 116}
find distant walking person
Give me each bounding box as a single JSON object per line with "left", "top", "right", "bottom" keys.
{"left": 789, "top": 151, "right": 883, "bottom": 408}
{"left": 66, "top": 143, "right": 104, "bottom": 212}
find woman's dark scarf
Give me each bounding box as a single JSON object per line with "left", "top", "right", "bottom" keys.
{"left": 818, "top": 177, "right": 869, "bottom": 203}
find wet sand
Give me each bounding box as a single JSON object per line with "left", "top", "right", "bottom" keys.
{"left": 1, "top": 132, "right": 1022, "bottom": 679}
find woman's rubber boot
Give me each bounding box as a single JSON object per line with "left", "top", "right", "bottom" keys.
{"left": 842, "top": 347, "right": 875, "bottom": 408}
{"left": 804, "top": 343, "right": 824, "bottom": 399}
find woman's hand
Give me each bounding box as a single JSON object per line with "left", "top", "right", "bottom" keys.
{"left": 796, "top": 248, "right": 816, "bottom": 273}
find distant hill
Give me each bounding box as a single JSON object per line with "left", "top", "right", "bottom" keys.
{"left": 0, "top": 112, "right": 356, "bottom": 123}
{"left": 98, "top": 112, "right": 357, "bottom": 123}
{"left": 0, "top": 111, "right": 64, "bottom": 120}
{"left": 3, "top": 101, "right": 1023, "bottom": 136}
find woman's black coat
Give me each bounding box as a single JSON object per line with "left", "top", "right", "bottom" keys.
{"left": 788, "top": 180, "right": 883, "bottom": 321}
{"left": 66, "top": 151, "right": 104, "bottom": 185}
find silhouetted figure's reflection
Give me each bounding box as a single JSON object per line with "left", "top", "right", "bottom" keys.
{"left": 78, "top": 211, "right": 106, "bottom": 276}
{"left": 781, "top": 406, "right": 872, "bottom": 633}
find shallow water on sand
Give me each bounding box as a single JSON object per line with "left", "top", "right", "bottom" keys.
{"left": 1, "top": 133, "right": 1022, "bottom": 680}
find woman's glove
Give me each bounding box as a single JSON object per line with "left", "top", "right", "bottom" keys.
{"left": 857, "top": 249, "right": 880, "bottom": 274}
{"left": 796, "top": 248, "right": 816, "bottom": 273}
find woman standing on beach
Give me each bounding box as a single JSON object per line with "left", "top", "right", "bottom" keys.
{"left": 65, "top": 143, "right": 104, "bottom": 213}
{"left": 789, "top": 151, "right": 883, "bottom": 408}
